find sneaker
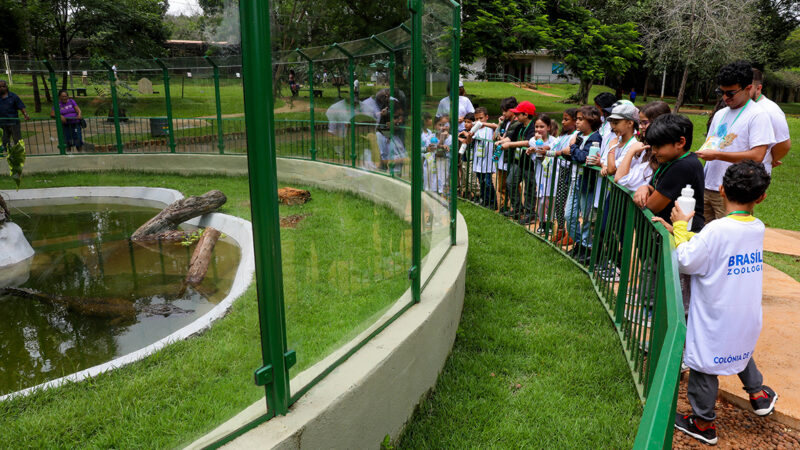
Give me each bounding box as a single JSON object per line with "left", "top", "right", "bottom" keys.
{"left": 499, "top": 206, "right": 511, "bottom": 215}
{"left": 750, "top": 386, "right": 778, "bottom": 416}
{"left": 674, "top": 413, "right": 718, "bottom": 445}
{"left": 519, "top": 214, "right": 536, "bottom": 225}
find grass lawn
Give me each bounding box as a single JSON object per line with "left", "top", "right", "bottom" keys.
{"left": 0, "top": 171, "right": 410, "bottom": 448}
{"left": 396, "top": 202, "right": 642, "bottom": 449}
{"left": 764, "top": 252, "right": 800, "bottom": 284}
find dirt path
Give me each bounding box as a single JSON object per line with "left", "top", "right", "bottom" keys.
{"left": 519, "top": 86, "right": 562, "bottom": 98}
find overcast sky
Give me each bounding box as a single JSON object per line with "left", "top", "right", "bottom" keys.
{"left": 167, "top": 0, "right": 202, "bottom": 16}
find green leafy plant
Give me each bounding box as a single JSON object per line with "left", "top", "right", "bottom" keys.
{"left": 180, "top": 228, "right": 204, "bottom": 246}
{"left": 2, "top": 129, "right": 26, "bottom": 190}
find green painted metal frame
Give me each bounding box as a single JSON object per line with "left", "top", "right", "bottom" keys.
{"left": 409, "top": 0, "right": 423, "bottom": 303}
{"left": 294, "top": 49, "right": 316, "bottom": 160}
{"left": 99, "top": 59, "right": 124, "bottom": 153}
{"left": 204, "top": 56, "right": 226, "bottom": 154}
{"left": 448, "top": 1, "right": 460, "bottom": 245}
{"left": 328, "top": 43, "right": 357, "bottom": 168}
{"left": 154, "top": 58, "right": 177, "bottom": 153}
{"left": 42, "top": 60, "right": 67, "bottom": 155}
{"left": 238, "top": 0, "right": 293, "bottom": 417}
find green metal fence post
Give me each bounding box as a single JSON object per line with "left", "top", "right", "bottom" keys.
{"left": 204, "top": 56, "right": 226, "bottom": 154}
{"left": 238, "top": 0, "right": 293, "bottom": 417}
{"left": 614, "top": 198, "right": 637, "bottom": 325}
{"left": 295, "top": 49, "right": 316, "bottom": 160}
{"left": 43, "top": 61, "right": 67, "bottom": 155}
{"left": 449, "top": 1, "right": 461, "bottom": 246}
{"left": 154, "top": 58, "right": 177, "bottom": 153}
{"left": 409, "top": 0, "right": 423, "bottom": 303}
{"left": 370, "top": 35, "right": 397, "bottom": 178}
{"left": 99, "top": 60, "right": 124, "bottom": 154}
{"left": 331, "top": 43, "right": 357, "bottom": 168}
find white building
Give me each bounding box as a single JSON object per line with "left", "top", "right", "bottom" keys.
{"left": 463, "top": 50, "right": 578, "bottom": 84}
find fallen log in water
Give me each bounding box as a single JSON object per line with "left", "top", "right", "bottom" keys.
{"left": 131, "top": 190, "right": 227, "bottom": 240}
{"left": 185, "top": 227, "right": 221, "bottom": 286}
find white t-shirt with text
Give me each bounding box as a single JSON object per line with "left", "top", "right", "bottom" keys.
{"left": 678, "top": 216, "right": 766, "bottom": 375}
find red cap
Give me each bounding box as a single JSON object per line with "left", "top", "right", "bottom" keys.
{"left": 509, "top": 100, "right": 536, "bottom": 116}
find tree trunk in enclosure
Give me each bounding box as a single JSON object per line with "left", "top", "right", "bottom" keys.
{"left": 674, "top": 65, "right": 691, "bottom": 113}
{"left": 643, "top": 69, "right": 650, "bottom": 102}
{"left": 31, "top": 63, "right": 42, "bottom": 113}
{"left": 185, "top": 227, "right": 221, "bottom": 286}
{"left": 131, "top": 190, "right": 227, "bottom": 240}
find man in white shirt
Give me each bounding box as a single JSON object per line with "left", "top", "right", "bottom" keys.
{"left": 750, "top": 68, "right": 791, "bottom": 171}
{"left": 436, "top": 81, "right": 474, "bottom": 131}
{"left": 696, "top": 61, "right": 775, "bottom": 222}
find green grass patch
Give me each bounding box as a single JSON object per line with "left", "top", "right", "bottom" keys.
{"left": 764, "top": 252, "right": 800, "bottom": 284}
{"left": 396, "top": 202, "right": 642, "bottom": 449}
{"left": 0, "top": 171, "right": 410, "bottom": 448}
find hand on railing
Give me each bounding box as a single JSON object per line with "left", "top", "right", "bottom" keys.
{"left": 651, "top": 216, "right": 673, "bottom": 234}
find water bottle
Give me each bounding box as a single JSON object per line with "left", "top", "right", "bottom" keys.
{"left": 676, "top": 184, "right": 696, "bottom": 229}
{"left": 535, "top": 137, "right": 544, "bottom": 159}
{"left": 493, "top": 144, "right": 502, "bottom": 162}
{"left": 587, "top": 141, "right": 601, "bottom": 163}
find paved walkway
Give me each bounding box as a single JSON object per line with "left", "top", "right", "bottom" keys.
{"left": 718, "top": 227, "right": 800, "bottom": 429}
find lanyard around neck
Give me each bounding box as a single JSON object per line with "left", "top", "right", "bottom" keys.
{"left": 719, "top": 99, "right": 751, "bottom": 135}
{"left": 726, "top": 210, "right": 751, "bottom": 217}
{"left": 650, "top": 150, "right": 691, "bottom": 186}
{"left": 519, "top": 120, "right": 533, "bottom": 141}
{"left": 617, "top": 135, "right": 636, "bottom": 154}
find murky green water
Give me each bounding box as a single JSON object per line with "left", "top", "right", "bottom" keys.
{"left": 0, "top": 198, "right": 240, "bottom": 395}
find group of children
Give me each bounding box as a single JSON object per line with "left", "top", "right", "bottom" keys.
{"left": 436, "top": 60, "right": 785, "bottom": 446}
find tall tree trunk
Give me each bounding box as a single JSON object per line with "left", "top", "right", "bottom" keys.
{"left": 643, "top": 68, "right": 650, "bottom": 102}
{"left": 578, "top": 79, "right": 593, "bottom": 104}
{"left": 674, "top": 65, "right": 690, "bottom": 113}
{"left": 40, "top": 74, "right": 51, "bottom": 103}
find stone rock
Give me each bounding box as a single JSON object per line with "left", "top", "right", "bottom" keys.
{"left": 138, "top": 77, "right": 154, "bottom": 95}
{"left": 0, "top": 222, "right": 34, "bottom": 268}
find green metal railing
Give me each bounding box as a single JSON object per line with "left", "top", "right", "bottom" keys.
{"left": 458, "top": 141, "right": 685, "bottom": 448}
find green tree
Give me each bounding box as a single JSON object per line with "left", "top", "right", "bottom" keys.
{"left": 0, "top": 0, "right": 26, "bottom": 54}
{"left": 460, "top": 0, "right": 550, "bottom": 74}
{"left": 165, "top": 14, "right": 205, "bottom": 41}
{"left": 549, "top": 6, "right": 641, "bottom": 104}
{"left": 749, "top": 0, "right": 800, "bottom": 68}
{"left": 778, "top": 28, "right": 800, "bottom": 68}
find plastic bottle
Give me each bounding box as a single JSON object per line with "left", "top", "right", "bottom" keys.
{"left": 535, "top": 137, "right": 545, "bottom": 159}
{"left": 587, "top": 141, "right": 601, "bottom": 160}
{"left": 676, "top": 184, "right": 696, "bottom": 230}
{"left": 458, "top": 121, "right": 483, "bottom": 155}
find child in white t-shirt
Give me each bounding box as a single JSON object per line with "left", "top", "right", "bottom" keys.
{"left": 470, "top": 108, "right": 497, "bottom": 209}
{"left": 530, "top": 114, "right": 558, "bottom": 233}
{"left": 661, "top": 160, "right": 778, "bottom": 446}
{"left": 421, "top": 112, "right": 437, "bottom": 192}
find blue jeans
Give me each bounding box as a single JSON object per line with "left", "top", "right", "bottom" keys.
{"left": 64, "top": 122, "right": 83, "bottom": 149}
{"left": 564, "top": 175, "right": 594, "bottom": 247}
{"left": 477, "top": 172, "right": 497, "bottom": 209}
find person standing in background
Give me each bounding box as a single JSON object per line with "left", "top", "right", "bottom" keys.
{"left": 0, "top": 80, "right": 29, "bottom": 153}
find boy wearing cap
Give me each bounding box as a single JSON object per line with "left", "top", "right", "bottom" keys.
{"left": 436, "top": 81, "right": 475, "bottom": 132}
{"left": 501, "top": 100, "right": 538, "bottom": 224}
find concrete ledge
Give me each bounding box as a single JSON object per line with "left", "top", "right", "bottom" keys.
{"left": 0, "top": 153, "right": 249, "bottom": 176}
{"left": 188, "top": 211, "right": 467, "bottom": 450}
{"left": 0, "top": 186, "right": 255, "bottom": 401}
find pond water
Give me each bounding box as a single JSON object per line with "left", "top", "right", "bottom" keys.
{"left": 0, "top": 198, "right": 241, "bottom": 395}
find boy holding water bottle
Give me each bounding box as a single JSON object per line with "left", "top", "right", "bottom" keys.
{"left": 659, "top": 160, "right": 777, "bottom": 446}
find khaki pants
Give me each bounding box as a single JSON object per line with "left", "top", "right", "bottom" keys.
{"left": 704, "top": 189, "right": 725, "bottom": 223}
